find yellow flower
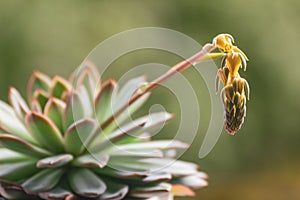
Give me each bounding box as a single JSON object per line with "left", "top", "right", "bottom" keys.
{"left": 212, "top": 33, "right": 234, "bottom": 52}
{"left": 213, "top": 33, "right": 250, "bottom": 135}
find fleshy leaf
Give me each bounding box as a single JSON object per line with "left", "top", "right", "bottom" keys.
{"left": 27, "top": 70, "right": 52, "bottom": 102}
{"left": 90, "top": 112, "right": 173, "bottom": 151}
{"left": 130, "top": 183, "right": 171, "bottom": 198}
{"left": 143, "top": 173, "right": 172, "bottom": 183}
{"left": 37, "top": 154, "right": 73, "bottom": 168}
{"left": 108, "top": 149, "right": 163, "bottom": 158}
{"left": 171, "top": 184, "right": 195, "bottom": 197}
{"left": 33, "top": 89, "right": 49, "bottom": 111}
{"left": 112, "top": 76, "right": 146, "bottom": 112}
{"left": 22, "top": 168, "right": 64, "bottom": 194}
{"left": 99, "top": 181, "right": 128, "bottom": 200}
{"left": 116, "top": 112, "right": 175, "bottom": 144}
{"left": 77, "top": 85, "right": 93, "bottom": 117}
{"left": 26, "top": 112, "right": 64, "bottom": 153}
{"left": 64, "top": 119, "right": 99, "bottom": 155}
{"left": 68, "top": 168, "right": 107, "bottom": 198}
{"left": 62, "top": 92, "right": 85, "bottom": 130}
{"left": 0, "top": 161, "right": 36, "bottom": 181}
{"left": 73, "top": 154, "right": 109, "bottom": 169}
{"left": 75, "top": 62, "right": 100, "bottom": 103}
{"left": 0, "top": 180, "right": 37, "bottom": 200}
{"left": 0, "top": 134, "right": 51, "bottom": 158}
{"left": 0, "top": 101, "right": 35, "bottom": 143}
{"left": 116, "top": 140, "right": 189, "bottom": 151}
{"left": 0, "top": 148, "right": 30, "bottom": 162}
{"left": 50, "top": 76, "right": 72, "bottom": 99}
{"left": 94, "top": 79, "right": 116, "bottom": 125}
{"left": 8, "top": 87, "right": 29, "bottom": 119}
{"left": 39, "top": 187, "right": 72, "bottom": 200}
{"left": 44, "top": 98, "right": 66, "bottom": 132}
{"left": 172, "top": 173, "right": 208, "bottom": 189}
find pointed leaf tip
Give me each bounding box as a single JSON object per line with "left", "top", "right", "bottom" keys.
{"left": 37, "top": 154, "right": 73, "bottom": 168}
{"left": 26, "top": 112, "right": 64, "bottom": 153}
{"left": 64, "top": 118, "right": 99, "bottom": 155}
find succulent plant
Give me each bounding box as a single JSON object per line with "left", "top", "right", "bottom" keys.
{"left": 0, "top": 33, "right": 250, "bottom": 199}
{"left": 0, "top": 62, "right": 208, "bottom": 200}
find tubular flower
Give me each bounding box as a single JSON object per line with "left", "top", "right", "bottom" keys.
{"left": 214, "top": 34, "right": 250, "bottom": 135}
{"left": 0, "top": 63, "right": 208, "bottom": 200}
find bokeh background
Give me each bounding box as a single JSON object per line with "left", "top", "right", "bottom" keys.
{"left": 1, "top": 0, "right": 300, "bottom": 199}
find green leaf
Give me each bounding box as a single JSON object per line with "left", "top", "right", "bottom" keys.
{"left": 109, "top": 149, "right": 163, "bottom": 159}
{"left": 44, "top": 98, "right": 66, "bottom": 132}
{"left": 99, "top": 181, "right": 128, "bottom": 200}
{"left": 38, "top": 186, "right": 72, "bottom": 200}
{"left": 26, "top": 112, "right": 64, "bottom": 153}
{"left": 75, "top": 61, "right": 100, "bottom": 97}
{"left": 77, "top": 85, "right": 93, "bottom": 117}
{"left": 130, "top": 183, "right": 171, "bottom": 199}
{"left": 172, "top": 173, "right": 208, "bottom": 189}
{"left": 116, "top": 140, "right": 189, "bottom": 151}
{"left": 113, "top": 76, "right": 146, "bottom": 111}
{"left": 90, "top": 111, "right": 172, "bottom": 151}
{"left": 0, "top": 148, "right": 31, "bottom": 163}
{"left": 68, "top": 168, "right": 107, "bottom": 198}
{"left": 33, "top": 89, "right": 49, "bottom": 111}
{"left": 8, "top": 87, "right": 29, "bottom": 120}
{"left": 147, "top": 159, "right": 199, "bottom": 176}
{"left": 73, "top": 154, "right": 109, "bottom": 168}
{"left": 36, "top": 154, "right": 73, "bottom": 168}
{"left": 62, "top": 92, "right": 85, "bottom": 130}
{"left": 50, "top": 76, "right": 72, "bottom": 99}
{"left": 64, "top": 119, "right": 99, "bottom": 155}
{"left": 0, "top": 161, "right": 36, "bottom": 181}
{"left": 22, "top": 168, "right": 64, "bottom": 194}
{"left": 0, "top": 180, "right": 37, "bottom": 200}
{"left": 116, "top": 92, "right": 150, "bottom": 126}
{"left": 143, "top": 173, "right": 172, "bottom": 183}
{"left": 27, "top": 70, "right": 52, "bottom": 102}
{"left": 115, "top": 112, "right": 175, "bottom": 144}
{"left": 0, "top": 134, "right": 51, "bottom": 158}
{"left": 0, "top": 101, "right": 35, "bottom": 143}
{"left": 94, "top": 79, "right": 116, "bottom": 125}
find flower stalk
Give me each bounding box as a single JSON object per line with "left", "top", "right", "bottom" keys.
{"left": 101, "top": 43, "right": 218, "bottom": 130}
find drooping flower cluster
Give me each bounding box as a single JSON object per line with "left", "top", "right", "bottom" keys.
{"left": 0, "top": 63, "right": 208, "bottom": 200}
{"left": 213, "top": 34, "right": 250, "bottom": 135}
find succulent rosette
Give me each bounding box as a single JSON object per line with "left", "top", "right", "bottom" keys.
{"left": 0, "top": 62, "right": 208, "bottom": 200}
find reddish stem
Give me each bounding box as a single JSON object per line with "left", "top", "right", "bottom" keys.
{"left": 100, "top": 44, "right": 216, "bottom": 130}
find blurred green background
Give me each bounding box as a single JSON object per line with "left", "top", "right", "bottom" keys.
{"left": 1, "top": 0, "right": 300, "bottom": 199}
